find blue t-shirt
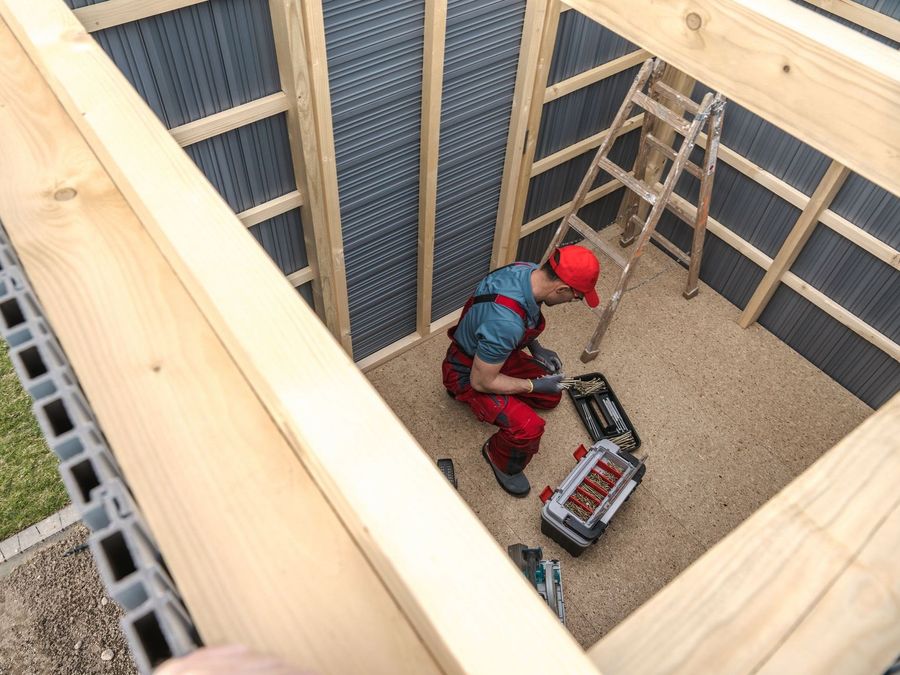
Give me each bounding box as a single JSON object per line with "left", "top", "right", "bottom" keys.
{"left": 454, "top": 263, "right": 541, "bottom": 364}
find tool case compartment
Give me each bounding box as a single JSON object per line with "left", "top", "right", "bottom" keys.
{"left": 566, "top": 372, "right": 641, "bottom": 452}
{"left": 539, "top": 440, "right": 645, "bottom": 557}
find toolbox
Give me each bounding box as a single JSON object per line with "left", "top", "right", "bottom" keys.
{"left": 566, "top": 372, "right": 641, "bottom": 453}
{"left": 507, "top": 544, "right": 566, "bottom": 625}
{"left": 539, "top": 440, "right": 645, "bottom": 557}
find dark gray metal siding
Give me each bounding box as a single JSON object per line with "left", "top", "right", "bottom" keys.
{"left": 67, "top": 0, "right": 312, "bottom": 301}
{"left": 430, "top": 0, "right": 526, "bottom": 321}
{"left": 521, "top": 11, "right": 899, "bottom": 407}
{"left": 323, "top": 0, "right": 424, "bottom": 358}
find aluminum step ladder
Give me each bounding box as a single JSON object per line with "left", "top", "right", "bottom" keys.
{"left": 540, "top": 57, "right": 726, "bottom": 362}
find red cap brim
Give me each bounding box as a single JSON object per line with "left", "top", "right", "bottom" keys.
{"left": 584, "top": 288, "right": 600, "bottom": 308}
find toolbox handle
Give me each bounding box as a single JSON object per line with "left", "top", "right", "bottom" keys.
{"left": 564, "top": 513, "right": 606, "bottom": 540}
{"left": 539, "top": 486, "right": 554, "bottom": 504}
{"left": 573, "top": 444, "right": 587, "bottom": 461}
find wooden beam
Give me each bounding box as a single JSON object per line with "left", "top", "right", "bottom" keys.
{"left": 267, "top": 0, "right": 353, "bottom": 353}
{"left": 544, "top": 49, "right": 649, "bottom": 103}
{"left": 664, "top": 190, "right": 900, "bottom": 361}
{"left": 286, "top": 266, "right": 314, "bottom": 287}
{"left": 0, "top": 20, "right": 438, "bottom": 671}
{"left": 562, "top": 0, "right": 900, "bottom": 198}
{"left": 519, "top": 178, "right": 621, "bottom": 237}
{"left": 0, "top": 2, "right": 599, "bottom": 672}
{"left": 169, "top": 92, "right": 289, "bottom": 147}
{"left": 739, "top": 160, "right": 850, "bottom": 327}
{"left": 530, "top": 114, "right": 643, "bottom": 176}
{"left": 491, "top": 0, "right": 559, "bottom": 268}
{"left": 236, "top": 190, "right": 304, "bottom": 228}
{"left": 73, "top": 0, "right": 206, "bottom": 32}
{"left": 590, "top": 392, "right": 900, "bottom": 674}
{"left": 415, "top": 0, "right": 447, "bottom": 335}
{"left": 802, "top": 0, "right": 900, "bottom": 43}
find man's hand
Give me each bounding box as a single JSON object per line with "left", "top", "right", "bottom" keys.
{"left": 529, "top": 340, "right": 562, "bottom": 374}
{"left": 530, "top": 374, "right": 565, "bottom": 394}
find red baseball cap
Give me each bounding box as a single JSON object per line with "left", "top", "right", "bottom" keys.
{"left": 549, "top": 245, "right": 601, "bottom": 308}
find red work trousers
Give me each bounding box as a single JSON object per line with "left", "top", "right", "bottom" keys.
{"left": 442, "top": 343, "right": 561, "bottom": 474}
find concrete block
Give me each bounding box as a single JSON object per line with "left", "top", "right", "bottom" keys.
{"left": 16, "top": 525, "right": 42, "bottom": 552}
{"left": 0, "top": 534, "right": 21, "bottom": 560}
{"left": 35, "top": 512, "right": 63, "bottom": 537}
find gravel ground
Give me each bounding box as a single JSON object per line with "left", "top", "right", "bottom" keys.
{"left": 0, "top": 524, "right": 137, "bottom": 675}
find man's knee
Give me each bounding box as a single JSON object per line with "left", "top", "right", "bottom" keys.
{"left": 512, "top": 412, "right": 545, "bottom": 442}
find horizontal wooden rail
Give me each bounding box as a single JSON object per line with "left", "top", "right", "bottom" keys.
{"left": 562, "top": 0, "right": 900, "bottom": 198}
{"left": 169, "top": 92, "right": 289, "bottom": 147}
{"left": 590, "top": 392, "right": 900, "bottom": 674}
{"left": 73, "top": 0, "right": 207, "bottom": 32}
{"left": 544, "top": 49, "right": 649, "bottom": 103}
{"left": 663, "top": 190, "right": 900, "bottom": 361}
{"left": 520, "top": 177, "right": 622, "bottom": 237}
{"left": 802, "top": 0, "right": 900, "bottom": 43}
{"left": 531, "top": 114, "right": 643, "bottom": 176}
{"left": 236, "top": 190, "right": 304, "bottom": 228}
{"left": 286, "top": 266, "right": 314, "bottom": 287}
{"left": 0, "top": 1, "right": 598, "bottom": 672}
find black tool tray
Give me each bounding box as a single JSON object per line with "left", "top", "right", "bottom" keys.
{"left": 566, "top": 372, "right": 641, "bottom": 451}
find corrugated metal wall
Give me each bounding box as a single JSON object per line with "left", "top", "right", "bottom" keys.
{"left": 322, "top": 0, "right": 424, "bottom": 359}
{"left": 524, "top": 7, "right": 899, "bottom": 407}
{"left": 517, "top": 11, "right": 642, "bottom": 260}
{"left": 430, "top": 0, "right": 526, "bottom": 321}
{"left": 66, "top": 0, "right": 313, "bottom": 301}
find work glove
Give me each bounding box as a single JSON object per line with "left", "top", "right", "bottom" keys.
{"left": 529, "top": 341, "right": 562, "bottom": 374}
{"left": 530, "top": 374, "right": 566, "bottom": 394}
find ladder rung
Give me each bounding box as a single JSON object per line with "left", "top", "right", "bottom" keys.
{"left": 626, "top": 215, "right": 691, "bottom": 266}
{"left": 632, "top": 91, "right": 692, "bottom": 136}
{"left": 652, "top": 81, "right": 700, "bottom": 115}
{"left": 598, "top": 157, "right": 658, "bottom": 205}
{"left": 569, "top": 215, "right": 629, "bottom": 268}
{"left": 645, "top": 134, "right": 703, "bottom": 179}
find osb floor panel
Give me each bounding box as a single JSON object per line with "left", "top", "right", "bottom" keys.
{"left": 366, "top": 229, "right": 873, "bottom": 648}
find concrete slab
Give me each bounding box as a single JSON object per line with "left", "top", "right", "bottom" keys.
{"left": 34, "top": 512, "right": 63, "bottom": 538}
{"left": 0, "top": 534, "right": 21, "bottom": 560}
{"left": 366, "top": 240, "right": 873, "bottom": 646}
{"left": 16, "top": 525, "right": 43, "bottom": 552}
{"left": 59, "top": 504, "right": 80, "bottom": 528}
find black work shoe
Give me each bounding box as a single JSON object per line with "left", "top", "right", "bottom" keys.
{"left": 481, "top": 443, "right": 530, "bottom": 498}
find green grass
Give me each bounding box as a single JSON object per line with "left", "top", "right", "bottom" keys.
{"left": 0, "top": 338, "right": 69, "bottom": 540}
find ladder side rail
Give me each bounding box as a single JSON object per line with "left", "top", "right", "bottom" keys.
{"left": 616, "top": 61, "right": 668, "bottom": 245}
{"left": 540, "top": 58, "right": 656, "bottom": 264}
{"left": 581, "top": 92, "right": 715, "bottom": 362}
{"left": 683, "top": 95, "right": 726, "bottom": 299}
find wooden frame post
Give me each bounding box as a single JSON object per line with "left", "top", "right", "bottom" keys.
{"left": 491, "top": 0, "right": 559, "bottom": 269}
{"left": 738, "top": 159, "right": 850, "bottom": 327}
{"left": 416, "top": 0, "right": 447, "bottom": 335}
{"left": 268, "top": 0, "right": 353, "bottom": 355}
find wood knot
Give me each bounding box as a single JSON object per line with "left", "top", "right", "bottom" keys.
{"left": 53, "top": 188, "right": 77, "bottom": 201}
{"left": 685, "top": 12, "right": 702, "bottom": 30}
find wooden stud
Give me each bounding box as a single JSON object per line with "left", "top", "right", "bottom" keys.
{"left": 589, "top": 392, "right": 900, "bottom": 675}
{"left": 267, "top": 0, "right": 353, "bottom": 353}
{"left": 0, "top": 4, "right": 601, "bottom": 671}
{"left": 544, "top": 49, "right": 650, "bottom": 103}
{"left": 286, "top": 266, "right": 315, "bottom": 287}
{"left": 236, "top": 190, "right": 304, "bottom": 229}
{"left": 491, "top": 0, "right": 559, "bottom": 269}
{"left": 802, "top": 0, "right": 900, "bottom": 43}
{"left": 73, "top": 0, "right": 206, "bottom": 32}
{"left": 0, "top": 20, "right": 438, "bottom": 671}
{"left": 169, "top": 92, "right": 289, "bottom": 147}
{"left": 562, "top": 0, "right": 900, "bottom": 198}
{"left": 416, "top": 0, "right": 447, "bottom": 335}
{"left": 739, "top": 159, "right": 851, "bottom": 327}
